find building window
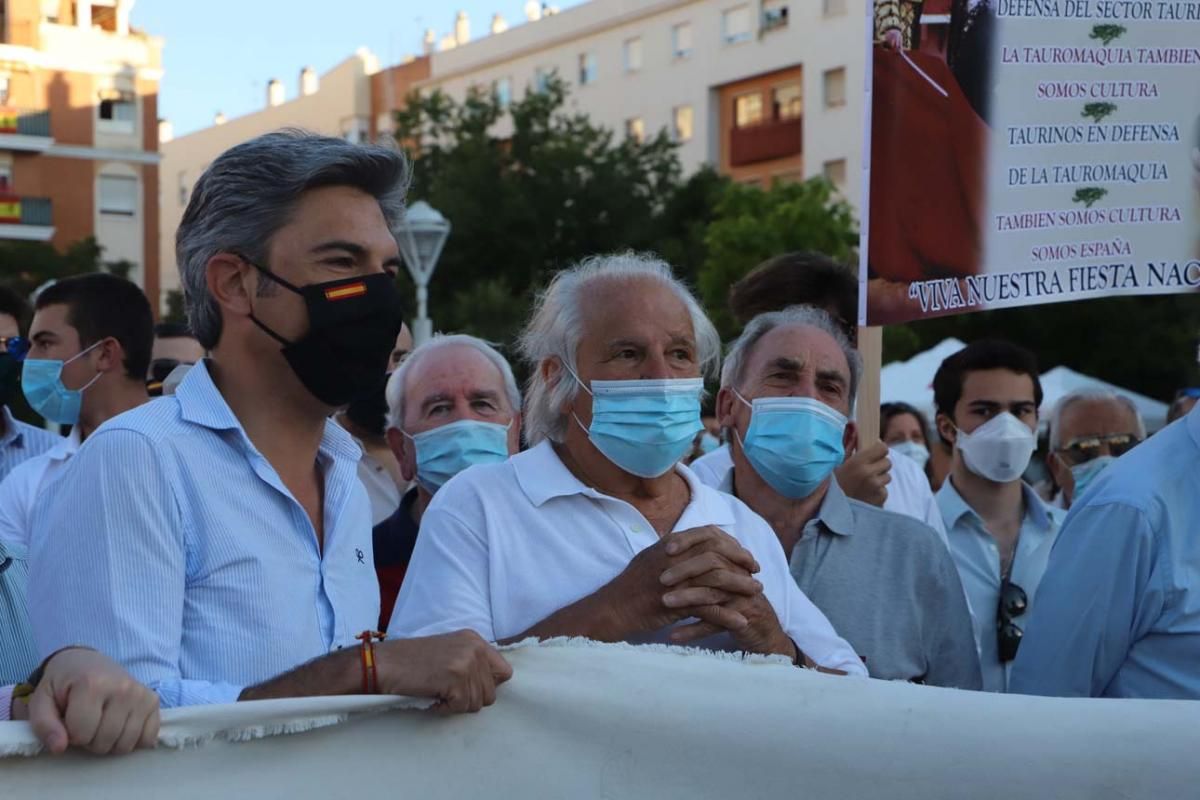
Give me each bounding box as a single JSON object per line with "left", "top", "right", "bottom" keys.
{"left": 673, "top": 105, "right": 693, "bottom": 142}
{"left": 734, "top": 92, "right": 763, "bottom": 128}
{"left": 99, "top": 175, "right": 137, "bottom": 216}
{"left": 495, "top": 77, "right": 513, "bottom": 108}
{"left": 625, "top": 117, "right": 645, "bottom": 144}
{"left": 823, "top": 159, "right": 847, "bottom": 189}
{"left": 823, "top": 0, "right": 847, "bottom": 15}
{"left": 722, "top": 5, "right": 753, "bottom": 44}
{"left": 98, "top": 95, "right": 137, "bottom": 132}
{"left": 534, "top": 67, "right": 552, "bottom": 93}
{"left": 772, "top": 83, "right": 802, "bottom": 120}
{"left": 578, "top": 52, "right": 597, "bottom": 86}
{"left": 823, "top": 67, "right": 847, "bottom": 108}
{"left": 0, "top": 76, "right": 9, "bottom": 106}
{"left": 763, "top": 1, "right": 789, "bottom": 31}
{"left": 671, "top": 22, "right": 693, "bottom": 59}
{"left": 623, "top": 37, "right": 643, "bottom": 73}
{"left": 176, "top": 171, "right": 188, "bottom": 206}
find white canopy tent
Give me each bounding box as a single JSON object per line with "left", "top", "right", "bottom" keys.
{"left": 880, "top": 339, "right": 1168, "bottom": 435}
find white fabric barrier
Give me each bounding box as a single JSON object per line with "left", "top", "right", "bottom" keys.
{"left": 2, "top": 639, "right": 1198, "bottom": 798}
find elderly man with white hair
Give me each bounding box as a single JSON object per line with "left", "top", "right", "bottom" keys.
{"left": 1044, "top": 389, "right": 1145, "bottom": 509}
{"left": 373, "top": 334, "right": 523, "bottom": 626}
{"left": 699, "top": 305, "right": 979, "bottom": 687}
{"left": 389, "top": 253, "right": 864, "bottom": 674}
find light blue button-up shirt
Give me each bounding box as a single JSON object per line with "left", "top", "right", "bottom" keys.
{"left": 0, "top": 536, "right": 37, "bottom": 684}
{"left": 1010, "top": 407, "right": 1200, "bottom": 698}
{"left": 0, "top": 406, "right": 59, "bottom": 484}
{"left": 28, "top": 361, "right": 379, "bottom": 708}
{"left": 937, "top": 478, "right": 1065, "bottom": 692}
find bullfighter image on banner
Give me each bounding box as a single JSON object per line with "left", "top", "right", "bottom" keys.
{"left": 861, "top": 0, "right": 1200, "bottom": 325}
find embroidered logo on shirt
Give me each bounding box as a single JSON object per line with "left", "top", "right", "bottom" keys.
{"left": 356, "top": 548, "right": 365, "bottom": 564}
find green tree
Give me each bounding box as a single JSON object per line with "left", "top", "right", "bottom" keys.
{"left": 0, "top": 236, "right": 138, "bottom": 300}
{"left": 393, "top": 73, "right": 683, "bottom": 343}
{"left": 697, "top": 177, "right": 859, "bottom": 339}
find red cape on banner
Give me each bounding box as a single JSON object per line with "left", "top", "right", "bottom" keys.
{"left": 867, "top": 47, "right": 988, "bottom": 322}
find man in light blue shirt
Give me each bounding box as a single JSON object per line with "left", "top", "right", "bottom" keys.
{"left": 932, "top": 340, "right": 1065, "bottom": 691}
{"left": 0, "top": 286, "right": 59, "bottom": 484}
{"left": 29, "top": 131, "right": 511, "bottom": 712}
{"left": 1010, "top": 405, "right": 1200, "bottom": 698}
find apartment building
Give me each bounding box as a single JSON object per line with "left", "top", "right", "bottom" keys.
{"left": 0, "top": 0, "right": 161, "bottom": 300}
{"left": 418, "top": 0, "right": 863, "bottom": 194}
{"left": 157, "top": 0, "right": 865, "bottom": 310}
{"left": 156, "top": 51, "right": 431, "bottom": 310}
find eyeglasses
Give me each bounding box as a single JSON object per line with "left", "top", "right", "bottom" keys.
{"left": 996, "top": 578, "right": 1027, "bottom": 663}
{"left": 1056, "top": 433, "right": 1140, "bottom": 465}
{"left": 0, "top": 335, "right": 30, "bottom": 360}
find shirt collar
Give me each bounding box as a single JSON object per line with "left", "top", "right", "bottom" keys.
{"left": 813, "top": 477, "right": 854, "bottom": 536}
{"left": 45, "top": 425, "right": 82, "bottom": 462}
{"left": 513, "top": 440, "right": 735, "bottom": 527}
{"left": 0, "top": 406, "right": 22, "bottom": 448}
{"left": 175, "top": 359, "right": 361, "bottom": 464}
{"left": 721, "top": 460, "right": 852, "bottom": 537}
{"left": 937, "top": 477, "right": 1052, "bottom": 532}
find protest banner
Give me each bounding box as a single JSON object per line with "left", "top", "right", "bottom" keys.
{"left": 861, "top": 0, "right": 1200, "bottom": 325}
{"left": 3, "top": 640, "right": 1198, "bottom": 799}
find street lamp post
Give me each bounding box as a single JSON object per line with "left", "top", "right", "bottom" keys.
{"left": 395, "top": 200, "right": 451, "bottom": 345}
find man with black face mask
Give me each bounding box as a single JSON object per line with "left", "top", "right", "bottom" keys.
{"left": 0, "top": 286, "right": 58, "bottom": 484}
{"left": 29, "top": 131, "right": 512, "bottom": 714}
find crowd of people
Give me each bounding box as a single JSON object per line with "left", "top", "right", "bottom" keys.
{"left": 0, "top": 130, "right": 1195, "bottom": 757}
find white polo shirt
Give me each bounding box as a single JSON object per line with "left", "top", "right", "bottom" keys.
{"left": 692, "top": 445, "right": 948, "bottom": 544}
{"left": 388, "top": 440, "right": 865, "bottom": 675}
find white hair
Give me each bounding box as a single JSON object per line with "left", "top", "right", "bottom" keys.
{"left": 518, "top": 251, "right": 721, "bottom": 446}
{"left": 720, "top": 305, "right": 862, "bottom": 412}
{"left": 1048, "top": 389, "right": 1146, "bottom": 450}
{"left": 385, "top": 334, "right": 522, "bottom": 431}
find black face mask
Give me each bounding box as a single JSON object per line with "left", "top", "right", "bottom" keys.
{"left": 246, "top": 263, "right": 403, "bottom": 407}
{"left": 343, "top": 371, "right": 391, "bottom": 437}
{"left": 0, "top": 352, "right": 17, "bottom": 408}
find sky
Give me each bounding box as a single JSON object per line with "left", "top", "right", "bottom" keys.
{"left": 133, "top": 0, "right": 588, "bottom": 138}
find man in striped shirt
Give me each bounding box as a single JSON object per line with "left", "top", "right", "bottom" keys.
{"left": 0, "top": 286, "right": 59, "bottom": 485}
{"left": 30, "top": 131, "right": 510, "bottom": 713}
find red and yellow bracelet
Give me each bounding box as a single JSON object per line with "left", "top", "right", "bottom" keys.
{"left": 355, "top": 631, "right": 386, "bottom": 694}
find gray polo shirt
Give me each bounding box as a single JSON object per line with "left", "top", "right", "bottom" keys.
{"left": 705, "top": 466, "right": 982, "bottom": 689}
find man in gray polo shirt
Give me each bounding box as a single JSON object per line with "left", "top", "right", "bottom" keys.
{"left": 696, "top": 305, "right": 980, "bottom": 688}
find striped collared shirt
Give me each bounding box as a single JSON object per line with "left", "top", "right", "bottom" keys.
{"left": 29, "top": 360, "right": 379, "bottom": 708}
{"left": 0, "top": 536, "right": 37, "bottom": 684}
{"left": 0, "top": 407, "right": 60, "bottom": 485}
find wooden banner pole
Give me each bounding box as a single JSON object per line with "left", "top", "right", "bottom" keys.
{"left": 856, "top": 326, "right": 883, "bottom": 443}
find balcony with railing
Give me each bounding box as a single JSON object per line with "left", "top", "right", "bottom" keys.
{"left": 0, "top": 108, "right": 54, "bottom": 151}
{"left": 0, "top": 196, "right": 54, "bottom": 241}
{"left": 729, "top": 116, "right": 803, "bottom": 167}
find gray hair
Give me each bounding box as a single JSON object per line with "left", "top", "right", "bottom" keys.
{"left": 518, "top": 252, "right": 721, "bottom": 446}
{"left": 176, "top": 129, "right": 409, "bottom": 349}
{"left": 385, "top": 334, "right": 522, "bottom": 431}
{"left": 1048, "top": 389, "right": 1146, "bottom": 450}
{"left": 720, "top": 305, "right": 862, "bottom": 411}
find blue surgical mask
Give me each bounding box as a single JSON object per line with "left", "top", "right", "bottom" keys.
{"left": 735, "top": 392, "right": 847, "bottom": 499}
{"left": 405, "top": 419, "right": 511, "bottom": 494}
{"left": 570, "top": 371, "right": 704, "bottom": 479}
{"left": 699, "top": 432, "right": 721, "bottom": 454}
{"left": 21, "top": 341, "right": 104, "bottom": 425}
{"left": 1069, "top": 455, "right": 1116, "bottom": 503}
